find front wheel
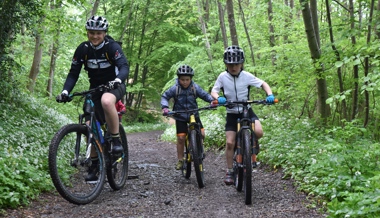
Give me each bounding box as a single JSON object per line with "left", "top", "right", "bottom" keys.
{"left": 242, "top": 129, "right": 252, "bottom": 205}
{"left": 107, "top": 123, "right": 129, "bottom": 190}
{"left": 182, "top": 140, "right": 192, "bottom": 179}
{"left": 48, "top": 124, "right": 106, "bottom": 205}
{"left": 190, "top": 130, "right": 205, "bottom": 188}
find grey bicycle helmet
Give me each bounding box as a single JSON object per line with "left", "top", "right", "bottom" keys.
{"left": 85, "top": 15, "right": 109, "bottom": 31}
{"left": 223, "top": 45, "right": 245, "bottom": 64}
{"left": 177, "top": 65, "right": 194, "bottom": 77}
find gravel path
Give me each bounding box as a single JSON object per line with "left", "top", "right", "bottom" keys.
{"left": 5, "top": 130, "right": 326, "bottom": 217}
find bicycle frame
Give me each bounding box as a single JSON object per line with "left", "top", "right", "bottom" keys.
{"left": 235, "top": 102, "right": 258, "bottom": 166}
{"left": 49, "top": 84, "right": 129, "bottom": 204}
{"left": 220, "top": 99, "right": 277, "bottom": 205}
{"left": 166, "top": 105, "right": 214, "bottom": 188}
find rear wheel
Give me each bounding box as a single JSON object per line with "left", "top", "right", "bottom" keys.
{"left": 242, "top": 129, "right": 252, "bottom": 205}
{"left": 48, "top": 124, "right": 105, "bottom": 205}
{"left": 190, "top": 130, "right": 205, "bottom": 188}
{"left": 107, "top": 123, "right": 129, "bottom": 190}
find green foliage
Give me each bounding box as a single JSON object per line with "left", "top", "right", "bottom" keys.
{"left": 0, "top": 95, "right": 73, "bottom": 209}
{"left": 123, "top": 107, "right": 161, "bottom": 124}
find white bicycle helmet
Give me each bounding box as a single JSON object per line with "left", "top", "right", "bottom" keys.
{"left": 177, "top": 65, "right": 194, "bottom": 77}
{"left": 223, "top": 45, "right": 245, "bottom": 64}
{"left": 85, "top": 15, "right": 109, "bottom": 31}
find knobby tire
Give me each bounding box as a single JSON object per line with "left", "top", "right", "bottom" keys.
{"left": 48, "top": 124, "right": 106, "bottom": 205}
{"left": 242, "top": 129, "right": 252, "bottom": 205}
{"left": 182, "top": 140, "right": 191, "bottom": 179}
{"left": 190, "top": 130, "right": 205, "bottom": 188}
{"left": 107, "top": 123, "right": 129, "bottom": 190}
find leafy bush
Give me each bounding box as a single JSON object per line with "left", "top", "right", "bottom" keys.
{"left": 0, "top": 95, "right": 73, "bottom": 209}
{"left": 123, "top": 107, "right": 161, "bottom": 124}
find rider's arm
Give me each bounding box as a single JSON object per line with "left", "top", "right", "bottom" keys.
{"left": 261, "top": 82, "right": 273, "bottom": 96}
{"left": 194, "top": 83, "right": 215, "bottom": 103}
{"left": 211, "top": 73, "right": 223, "bottom": 99}
{"left": 111, "top": 42, "right": 129, "bottom": 83}
{"left": 161, "top": 85, "right": 176, "bottom": 109}
{"left": 63, "top": 43, "right": 86, "bottom": 93}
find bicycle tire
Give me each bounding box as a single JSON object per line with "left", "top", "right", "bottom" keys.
{"left": 234, "top": 151, "right": 244, "bottom": 192}
{"left": 190, "top": 130, "right": 205, "bottom": 188}
{"left": 242, "top": 129, "right": 252, "bottom": 205}
{"left": 182, "top": 140, "right": 191, "bottom": 179}
{"left": 48, "top": 124, "right": 106, "bottom": 205}
{"left": 107, "top": 123, "right": 129, "bottom": 190}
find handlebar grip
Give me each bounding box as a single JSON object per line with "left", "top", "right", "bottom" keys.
{"left": 274, "top": 99, "right": 279, "bottom": 103}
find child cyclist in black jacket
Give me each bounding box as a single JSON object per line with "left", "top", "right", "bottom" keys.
{"left": 161, "top": 65, "right": 216, "bottom": 170}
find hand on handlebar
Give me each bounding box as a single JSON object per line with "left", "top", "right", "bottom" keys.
{"left": 217, "top": 97, "right": 226, "bottom": 104}
{"left": 266, "top": 94, "right": 275, "bottom": 104}
{"left": 210, "top": 100, "right": 219, "bottom": 108}
{"left": 162, "top": 108, "right": 170, "bottom": 116}
{"left": 56, "top": 90, "right": 71, "bottom": 103}
{"left": 108, "top": 78, "right": 122, "bottom": 90}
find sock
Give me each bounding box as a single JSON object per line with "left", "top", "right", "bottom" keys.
{"left": 111, "top": 133, "right": 120, "bottom": 138}
{"left": 227, "top": 168, "right": 234, "bottom": 173}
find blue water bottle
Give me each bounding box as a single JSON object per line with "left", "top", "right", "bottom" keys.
{"left": 96, "top": 121, "right": 104, "bottom": 144}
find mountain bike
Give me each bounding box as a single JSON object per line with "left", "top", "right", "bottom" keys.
{"left": 48, "top": 84, "right": 129, "bottom": 205}
{"left": 222, "top": 99, "right": 277, "bottom": 205}
{"left": 166, "top": 106, "right": 215, "bottom": 188}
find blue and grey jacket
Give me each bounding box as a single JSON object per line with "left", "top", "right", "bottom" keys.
{"left": 161, "top": 79, "right": 214, "bottom": 122}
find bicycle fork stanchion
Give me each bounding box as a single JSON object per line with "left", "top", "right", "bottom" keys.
{"left": 250, "top": 118, "right": 257, "bottom": 166}
{"left": 236, "top": 118, "right": 242, "bottom": 165}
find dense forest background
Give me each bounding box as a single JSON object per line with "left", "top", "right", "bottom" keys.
{"left": 1, "top": 0, "right": 380, "bottom": 217}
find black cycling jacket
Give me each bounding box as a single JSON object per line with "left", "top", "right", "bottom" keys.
{"left": 63, "top": 38, "right": 129, "bottom": 92}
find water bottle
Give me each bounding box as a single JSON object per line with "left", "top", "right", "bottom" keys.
{"left": 96, "top": 121, "right": 104, "bottom": 144}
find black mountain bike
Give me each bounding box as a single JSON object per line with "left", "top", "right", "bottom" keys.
{"left": 48, "top": 85, "right": 129, "bottom": 205}
{"left": 222, "top": 99, "right": 277, "bottom": 205}
{"left": 166, "top": 106, "right": 215, "bottom": 188}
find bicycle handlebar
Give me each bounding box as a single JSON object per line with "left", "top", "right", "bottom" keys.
{"left": 70, "top": 84, "right": 110, "bottom": 98}
{"left": 219, "top": 99, "right": 279, "bottom": 107}
{"left": 166, "top": 105, "right": 216, "bottom": 116}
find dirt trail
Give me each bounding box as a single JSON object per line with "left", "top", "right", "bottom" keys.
{"left": 5, "top": 131, "right": 326, "bottom": 218}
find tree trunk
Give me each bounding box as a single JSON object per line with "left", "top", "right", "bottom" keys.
{"left": 46, "top": 0, "right": 62, "bottom": 98}
{"left": 363, "top": 0, "right": 375, "bottom": 127}
{"left": 226, "top": 0, "right": 239, "bottom": 45}
{"left": 119, "top": 1, "right": 134, "bottom": 42}
{"left": 126, "top": 0, "right": 150, "bottom": 107}
{"left": 196, "top": 0, "right": 212, "bottom": 61}
{"left": 238, "top": 0, "right": 255, "bottom": 66}
{"left": 300, "top": 0, "right": 330, "bottom": 120}
{"left": 267, "top": 0, "right": 276, "bottom": 66}
{"left": 217, "top": 1, "right": 228, "bottom": 49}
{"left": 376, "top": 0, "right": 380, "bottom": 39}
{"left": 90, "top": 0, "right": 100, "bottom": 17}
{"left": 325, "top": 0, "right": 347, "bottom": 120}
{"left": 27, "top": 31, "right": 44, "bottom": 93}
{"left": 349, "top": 0, "right": 359, "bottom": 120}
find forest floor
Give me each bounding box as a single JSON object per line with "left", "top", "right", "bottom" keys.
{"left": 5, "top": 130, "right": 327, "bottom": 218}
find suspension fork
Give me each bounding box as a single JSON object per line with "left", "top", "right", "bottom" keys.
{"left": 236, "top": 118, "right": 242, "bottom": 164}
{"left": 250, "top": 118, "right": 258, "bottom": 162}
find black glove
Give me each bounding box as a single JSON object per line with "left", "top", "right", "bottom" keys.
{"left": 56, "top": 90, "right": 70, "bottom": 103}
{"left": 108, "top": 78, "right": 122, "bottom": 90}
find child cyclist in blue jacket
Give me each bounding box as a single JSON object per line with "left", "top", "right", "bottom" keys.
{"left": 161, "top": 65, "right": 216, "bottom": 170}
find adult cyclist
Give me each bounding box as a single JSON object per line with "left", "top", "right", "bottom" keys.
{"left": 56, "top": 15, "right": 129, "bottom": 181}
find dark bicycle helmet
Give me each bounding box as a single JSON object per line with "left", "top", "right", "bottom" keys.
{"left": 85, "top": 15, "right": 109, "bottom": 31}
{"left": 176, "top": 65, "right": 195, "bottom": 77}
{"left": 223, "top": 45, "right": 245, "bottom": 64}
